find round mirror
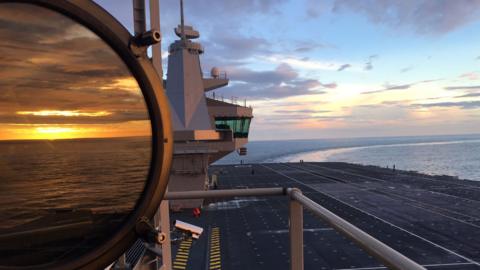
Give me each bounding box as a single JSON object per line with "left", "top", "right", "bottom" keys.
{"left": 0, "top": 1, "right": 172, "bottom": 269}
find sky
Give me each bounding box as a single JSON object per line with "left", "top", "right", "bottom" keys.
{"left": 0, "top": 3, "right": 150, "bottom": 140}
{"left": 2, "top": 1, "right": 480, "bottom": 141}
{"left": 94, "top": 0, "right": 480, "bottom": 141}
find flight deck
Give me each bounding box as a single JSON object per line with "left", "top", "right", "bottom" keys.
{"left": 169, "top": 162, "right": 480, "bottom": 270}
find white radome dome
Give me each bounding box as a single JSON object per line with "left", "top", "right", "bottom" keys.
{"left": 211, "top": 67, "right": 220, "bottom": 78}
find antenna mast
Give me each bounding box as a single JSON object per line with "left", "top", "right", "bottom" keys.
{"left": 180, "top": 0, "right": 186, "bottom": 42}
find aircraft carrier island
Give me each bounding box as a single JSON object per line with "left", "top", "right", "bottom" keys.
{"left": 167, "top": 162, "right": 480, "bottom": 270}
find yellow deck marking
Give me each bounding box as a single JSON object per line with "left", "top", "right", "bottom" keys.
{"left": 208, "top": 227, "right": 222, "bottom": 270}
{"left": 173, "top": 240, "right": 193, "bottom": 270}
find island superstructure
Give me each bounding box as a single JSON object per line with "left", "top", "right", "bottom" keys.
{"left": 165, "top": 14, "right": 253, "bottom": 209}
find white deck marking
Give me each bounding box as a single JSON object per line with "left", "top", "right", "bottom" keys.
{"left": 261, "top": 164, "right": 480, "bottom": 266}
{"left": 308, "top": 162, "right": 480, "bottom": 205}
{"left": 310, "top": 162, "right": 480, "bottom": 190}
{"left": 335, "top": 262, "right": 477, "bottom": 270}
{"left": 292, "top": 163, "right": 480, "bottom": 229}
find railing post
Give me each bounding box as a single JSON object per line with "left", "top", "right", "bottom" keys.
{"left": 289, "top": 189, "right": 304, "bottom": 270}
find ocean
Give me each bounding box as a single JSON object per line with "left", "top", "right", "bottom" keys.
{"left": 215, "top": 134, "right": 480, "bottom": 181}
{"left": 2, "top": 134, "right": 479, "bottom": 230}
{"left": 0, "top": 137, "right": 151, "bottom": 230}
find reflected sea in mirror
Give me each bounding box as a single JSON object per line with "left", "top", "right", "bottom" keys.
{"left": 0, "top": 136, "right": 150, "bottom": 230}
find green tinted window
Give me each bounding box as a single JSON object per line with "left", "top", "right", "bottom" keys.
{"left": 215, "top": 117, "right": 251, "bottom": 138}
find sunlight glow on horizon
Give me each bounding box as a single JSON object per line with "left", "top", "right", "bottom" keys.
{"left": 0, "top": 121, "right": 151, "bottom": 141}
{"left": 17, "top": 110, "right": 112, "bottom": 117}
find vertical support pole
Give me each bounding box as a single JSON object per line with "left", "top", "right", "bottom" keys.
{"left": 149, "top": 0, "right": 163, "bottom": 78}
{"left": 149, "top": 1, "right": 170, "bottom": 269}
{"left": 133, "top": 0, "right": 146, "bottom": 36}
{"left": 289, "top": 195, "right": 304, "bottom": 270}
{"left": 155, "top": 199, "right": 172, "bottom": 270}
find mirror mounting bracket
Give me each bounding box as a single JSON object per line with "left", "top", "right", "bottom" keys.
{"left": 130, "top": 30, "right": 161, "bottom": 57}
{"left": 135, "top": 216, "right": 166, "bottom": 245}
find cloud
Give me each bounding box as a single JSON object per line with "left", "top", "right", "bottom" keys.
{"left": 215, "top": 64, "right": 327, "bottom": 100}
{"left": 363, "top": 83, "right": 414, "bottom": 94}
{"left": 0, "top": 111, "right": 147, "bottom": 125}
{"left": 337, "top": 64, "right": 351, "bottom": 71}
{"left": 364, "top": 63, "right": 373, "bottom": 71}
{"left": 363, "top": 79, "right": 439, "bottom": 94}
{"left": 0, "top": 4, "right": 149, "bottom": 127}
{"left": 96, "top": 0, "right": 289, "bottom": 73}
{"left": 275, "top": 109, "right": 331, "bottom": 114}
{"left": 293, "top": 41, "right": 331, "bottom": 53}
{"left": 205, "top": 35, "right": 271, "bottom": 60}
{"left": 265, "top": 55, "right": 361, "bottom": 72}
{"left": 227, "top": 79, "right": 325, "bottom": 100}
{"left": 459, "top": 72, "right": 480, "bottom": 81}
{"left": 412, "top": 101, "right": 480, "bottom": 109}
{"left": 455, "top": 92, "right": 480, "bottom": 98}
{"left": 445, "top": 85, "right": 480, "bottom": 91}
{"left": 321, "top": 82, "right": 338, "bottom": 89}
{"left": 400, "top": 66, "right": 413, "bottom": 73}
{"left": 348, "top": 103, "right": 410, "bottom": 122}
{"left": 332, "top": 0, "right": 480, "bottom": 35}
{"left": 260, "top": 114, "right": 347, "bottom": 124}
{"left": 229, "top": 63, "right": 297, "bottom": 84}
{"left": 364, "top": 55, "right": 377, "bottom": 71}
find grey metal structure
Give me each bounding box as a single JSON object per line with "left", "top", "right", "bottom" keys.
{"left": 164, "top": 0, "right": 253, "bottom": 209}
{"left": 164, "top": 188, "right": 426, "bottom": 270}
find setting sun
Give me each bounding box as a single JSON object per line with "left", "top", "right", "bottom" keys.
{"left": 33, "top": 126, "right": 83, "bottom": 140}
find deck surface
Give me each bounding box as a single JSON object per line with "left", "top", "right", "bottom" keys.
{"left": 170, "top": 162, "right": 480, "bottom": 270}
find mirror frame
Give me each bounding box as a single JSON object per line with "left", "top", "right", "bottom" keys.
{"left": 0, "top": 0, "right": 173, "bottom": 269}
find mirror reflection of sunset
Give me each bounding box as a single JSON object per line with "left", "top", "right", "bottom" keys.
{"left": 0, "top": 121, "right": 150, "bottom": 141}
{"left": 0, "top": 4, "right": 150, "bottom": 141}
{"left": 16, "top": 110, "right": 113, "bottom": 117}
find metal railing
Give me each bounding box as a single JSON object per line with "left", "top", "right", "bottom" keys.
{"left": 164, "top": 187, "right": 426, "bottom": 270}
{"left": 203, "top": 71, "right": 228, "bottom": 80}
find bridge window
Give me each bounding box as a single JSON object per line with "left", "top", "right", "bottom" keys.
{"left": 215, "top": 117, "right": 251, "bottom": 138}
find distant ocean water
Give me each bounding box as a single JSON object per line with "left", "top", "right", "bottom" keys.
{"left": 215, "top": 134, "right": 480, "bottom": 181}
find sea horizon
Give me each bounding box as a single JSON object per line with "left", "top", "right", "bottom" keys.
{"left": 215, "top": 133, "right": 480, "bottom": 181}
